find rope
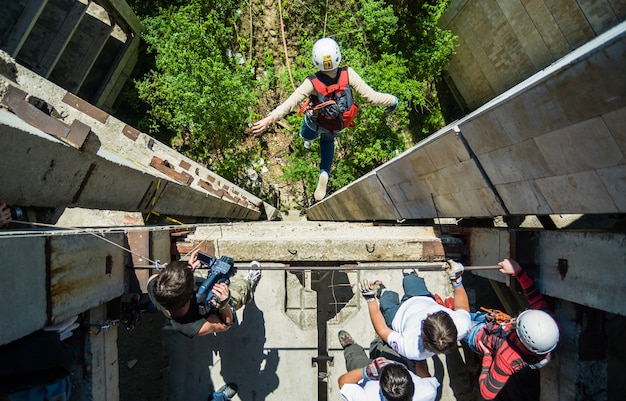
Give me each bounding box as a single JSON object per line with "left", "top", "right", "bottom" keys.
{"left": 278, "top": 0, "right": 296, "bottom": 91}
{"left": 479, "top": 306, "right": 512, "bottom": 324}
{"left": 8, "top": 220, "right": 165, "bottom": 268}
{"left": 145, "top": 179, "right": 161, "bottom": 223}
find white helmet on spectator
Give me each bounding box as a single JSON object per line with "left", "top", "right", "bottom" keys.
{"left": 516, "top": 309, "right": 559, "bottom": 354}
{"left": 312, "top": 38, "right": 341, "bottom": 71}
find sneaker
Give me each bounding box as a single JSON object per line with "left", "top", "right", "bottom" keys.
{"left": 338, "top": 330, "right": 355, "bottom": 349}
{"left": 215, "top": 383, "right": 238, "bottom": 400}
{"left": 244, "top": 264, "right": 262, "bottom": 291}
{"left": 303, "top": 139, "right": 312, "bottom": 148}
{"left": 314, "top": 171, "right": 329, "bottom": 201}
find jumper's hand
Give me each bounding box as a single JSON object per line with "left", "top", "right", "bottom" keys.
{"left": 252, "top": 116, "right": 274, "bottom": 136}
{"left": 385, "top": 96, "right": 398, "bottom": 112}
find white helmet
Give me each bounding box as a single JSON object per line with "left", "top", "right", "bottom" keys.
{"left": 516, "top": 309, "right": 559, "bottom": 354}
{"left": 312, "top": 38, "right": 341, "bottom": 71}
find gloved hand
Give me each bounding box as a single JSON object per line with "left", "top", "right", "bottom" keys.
{"left": 446, "top": 259, "right": 464, "bottom": 288}
{"left": 363, "top": 357, "right": 396, "bottom": 381}
{"left": 359, "top": 280, "right": 378, "bottom": 302}
{"left": 385, "top": 96, "right": 398, "bottom": 112}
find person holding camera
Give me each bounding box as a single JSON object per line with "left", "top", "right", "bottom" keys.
{"left": 147, "top": 250, "right": 262, "bottom": 338}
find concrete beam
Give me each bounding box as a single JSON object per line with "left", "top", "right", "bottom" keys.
{"left": 308, "top": 22, "right": 626, "bottom": 222}
{"left": 187, "top": 222, "right": 445, "bottom": 263}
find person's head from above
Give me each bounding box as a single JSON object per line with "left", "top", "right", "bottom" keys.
{"left": 421, "top": 310, "right": 458, "bottom": 354}
{"left": 379, "top": 364, "right": 415, "bottom": 401}
{"left": 515, "top": 309, "right": 560, "bottom": 354}
{"left": 312, "top": 37, "right": 341, "bottom": 73}
{"left": 153, "top": 261, "right": 195, "bottom": 311}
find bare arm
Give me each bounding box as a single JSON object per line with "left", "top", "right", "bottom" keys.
{"left": 414, "top": 360, "right": 431, "bottom": 378}
{"left": 196, "top": 282, "right": 234, "bottom": 335}
{"left": 452, "top": 284, "right": 470, "bottom": 312}
{"left": 367, "top": 300, "right": 393, "bottom": 341}
{"left": 196, "top": 307, "right": 233, "bottom": 336}
{"left": 338, "top": 368, "right": 365, "bottom": 389}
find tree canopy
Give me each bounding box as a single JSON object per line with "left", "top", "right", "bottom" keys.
{"left": 124, "top": 0, "right": 456, "bottom": 208}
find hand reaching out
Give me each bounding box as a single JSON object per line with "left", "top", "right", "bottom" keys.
{"left": 498, "top": 258, "right": 522, "bottom": 276}
{"left": 251, "top": 116, "right": 274, "bottom": 136}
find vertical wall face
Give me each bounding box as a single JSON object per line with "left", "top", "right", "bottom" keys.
{"left": 441, "top": 0, "right": 626, "bottom": 111}
{"left": 0, "top": 0, "right": 143, "bottom": 111}
{"left": 308, "top": 24, "right": 626, "bottom": 221}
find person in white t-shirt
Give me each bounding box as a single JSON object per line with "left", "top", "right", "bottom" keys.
{"left": 337, "top": 330, "right": 439, "bottom": 401}
{"left": 361, "top": 260, "right": 471, "bottom": 366}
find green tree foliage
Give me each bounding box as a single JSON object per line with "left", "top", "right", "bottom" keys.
{"left": 126, "top": 0, "right": 455, "bottom": 205}
{"left": 132, "top": 0, "right": 256, "bottom": 182}
{"left": 275, "top": 0, "right": 455, "bottom": 202}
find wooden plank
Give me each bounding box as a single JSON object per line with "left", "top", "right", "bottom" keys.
{"left": 544, "top": 0, "right": 595, "bottom": 48}
{"left": 522, "top": 0, "right": 570, "bottom": 59}
{"left": 577, "top": 0, "right": 619, "bottom": 35}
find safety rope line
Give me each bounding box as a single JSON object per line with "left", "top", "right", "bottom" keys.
{"left": 8, "top": 220, "right": 166, "bottom": 268}
{"left": 278, "top": 0, "right": 296, "bottom": 91}
{"left": 145, "top": 179, "right": 161, "bottom": 223}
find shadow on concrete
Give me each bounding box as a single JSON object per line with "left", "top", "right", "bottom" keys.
{"left": 212, "top": 299, "right": 279, "bottom": 401}
{"left": 445, "top": 344, "right": 480, "bottom": 401}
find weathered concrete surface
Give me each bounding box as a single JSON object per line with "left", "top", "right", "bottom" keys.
{"left": 440, "top": 0, "right": 625, "bottom": 110}
{"left": 0, "top": 236, "right": 47, "bottom": 346}
{"left": 189, "top": 221, "right": 446, "bottom": 263}
{"left": 0, "top": 52, "right": 277, "bottom": 220}
{"left": 164, "top": 261, "right": 469, "bottom": 401}
{"left": 308, "top": 22, "right": 626, "bottom": 222}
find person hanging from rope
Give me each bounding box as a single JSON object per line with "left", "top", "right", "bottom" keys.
{"left": 359, "top": 260, "right": 471, "bottom": 377}
{"left": 147, "top": 250, "right": 262, "bottom": 338}
{"left": 463, "top": 258, "right": 561, "bottom": 400}
{"left": 251, "top": 37, "right": 398, "bottom": 202}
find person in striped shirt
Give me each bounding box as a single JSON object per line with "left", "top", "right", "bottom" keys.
{"left": 464, "top": 258, "right": 560, "bottom": 400}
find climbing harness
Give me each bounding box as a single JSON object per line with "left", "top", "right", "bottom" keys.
{"left": 480, "top": 306, "right": 513, "bottom": 324}
{"left": 298, "top": 68, "right": 358, "bottom": 132}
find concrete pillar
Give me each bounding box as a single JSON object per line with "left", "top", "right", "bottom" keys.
{"left": 2, "top": 0, "right": 47, "bottom": 57}
{"left": 541, "top": 300, "right": 608, "bottom": 401}
{"left": 34, "top": 0, "right": 88, "bottom": 78}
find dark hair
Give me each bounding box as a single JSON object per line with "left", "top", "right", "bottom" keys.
{"left": 380, "top": 364, "right": 414, "bottom": 401}
{"left": 153, "top": 261, "right": 195, "bottom": 310}
{"left": 422, "top": 310, "right": 458, "bottom": 354}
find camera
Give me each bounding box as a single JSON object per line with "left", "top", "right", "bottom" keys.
{"left": 9, "top": 207, "right": 24, "bottom": 220}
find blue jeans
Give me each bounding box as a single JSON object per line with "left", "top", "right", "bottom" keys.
{"left": 464, "top": 312, "right": 487, "bottom": 354}
{"left": 300, "top": 120, "right": 337, "bottom": 174}
{"left": 209, "top": 391, "right": 228, "bottom": 401}
{"left": 378, "top": 273, "right": 434, "bottom": 327}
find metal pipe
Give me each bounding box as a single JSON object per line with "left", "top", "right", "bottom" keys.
{"left": 134, "top": 262, "right": 502, "bottom": 271}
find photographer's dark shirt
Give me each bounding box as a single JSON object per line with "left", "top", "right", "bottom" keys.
{"left": 147, "top": 278, "right": 216, "bottom": 338}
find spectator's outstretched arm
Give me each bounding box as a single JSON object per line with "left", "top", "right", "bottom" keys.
{"left": 452, "top": 284, "right": 470, "bottom": 313}
{"left": 367, "top": 300, "right": 393, "bottom": 341}
{"left": 500, "top": 258, "right": 551, "bottom": 312}
{"left": 446, "top": 260, "right": 470, "bottom": 312}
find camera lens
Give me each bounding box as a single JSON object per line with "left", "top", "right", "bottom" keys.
{"left": 10, "top": 207, "right": 23, "bottom": 220}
